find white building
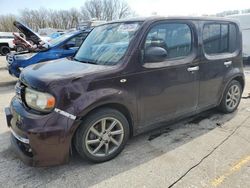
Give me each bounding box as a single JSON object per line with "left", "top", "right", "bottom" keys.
{"left": 227, "top": 13, "right": 250, "bottom": 63}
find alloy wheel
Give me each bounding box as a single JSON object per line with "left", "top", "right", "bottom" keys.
{"left": 85, "top": 117, "right": 124, "bottom": 157}
{"left": 226, "top": 84, "right": 241, "bottom": 110}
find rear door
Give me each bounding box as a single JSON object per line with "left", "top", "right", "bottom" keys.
{"left": 137, "top": 20, "right": 200, "bottom": 127}
{"left": 198, "top": 22, "right": 239, "bottom": 108}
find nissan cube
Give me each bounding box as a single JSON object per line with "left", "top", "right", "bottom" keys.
{"left": 5, "top": 17, "right": 244, "bottom": 166}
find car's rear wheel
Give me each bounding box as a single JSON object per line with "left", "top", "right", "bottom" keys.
{"left": 0, "top": 46, "right": 11, "bottom": 56}
{"left": 74, "top": 108, "right": 130, "bottom": 163}
{"left": 218, "top": 80, "right": 242, "bottom": 113}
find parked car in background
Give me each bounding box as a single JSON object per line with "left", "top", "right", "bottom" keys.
{"left": 48, "top": 32, "right": 65, "bottom": 39}
{"left": 13, "top": 32, "right": 35, "bottom": 52}
{"left": 7, "top": 21, "right": 90, "bottom": 77}
{"left": 13, "top": 32, "right": 51, "bottom": 53}
{"left": 227, "top": 13, "right": 250, "bottom": 64}
{"left": 38, "top": 28, "right": 65, "bottom": 37}
{"left": 5, "top": 17, "right": 244, "bottom": 166}
{"left": 0, "top": 32, "right": 15, "bottom": 55}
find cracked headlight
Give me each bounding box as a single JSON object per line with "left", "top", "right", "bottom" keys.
{"left": 25, "top": 88, "right": 55, "bottom": 112}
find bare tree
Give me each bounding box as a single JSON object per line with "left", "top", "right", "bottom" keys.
{"left": 0, "top": 0, "right": 134, "bottom": 32}
{"left": 81, "top": 0, "right": 133, "bottom": 21}
{"left": 81, "top": 0, "right": 103, "bottom": 20}
{"left": 117, "top": 0, "right": 132, "bottom": 19}
{"left": 68, "top": 8, "right": 81, "bottom": 28}
{"left": 0, "top": 14, "right": 17, "bottom": 32}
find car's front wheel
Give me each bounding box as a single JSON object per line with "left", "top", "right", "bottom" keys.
{"left": 74, "top": 108, "right": 130, "bottom": 163}
{"left": 218, "top": 80, "right": 242, "bottom": 113}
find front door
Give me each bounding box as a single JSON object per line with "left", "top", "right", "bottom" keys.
{"left": 137, "top": 21, "right": 200, "bottom": 128}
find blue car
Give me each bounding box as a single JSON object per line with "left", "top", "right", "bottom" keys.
{"left": 7, "top": 22, "right": 90, "bottom": 77}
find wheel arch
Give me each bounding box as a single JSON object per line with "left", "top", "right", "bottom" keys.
{"left": 218, "top": 74, "right": 245, "bottom": 105}
{"left": 75, "top": 102, "right": 134, "bottom": 137}
{"left": 233, "top": 75, "right": 245, "bottom": 90}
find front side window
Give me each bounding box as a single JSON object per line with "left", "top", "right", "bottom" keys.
{"left": 49, "top": 32, "right": 77, "bottom": 47}
{"left": 144, "top": 23, "right": 192, "bottom": 60}
{"left": 74, "top": 22, "right": 142, "bottom": 65}
{"left": 75, "top": 33, "right": 88, "bottom": 47}
{"left": 65, "top": 33, "right": 88, "bottom": 48}
{"left": 203, "top": 23, "right": 237, "bottom": 55}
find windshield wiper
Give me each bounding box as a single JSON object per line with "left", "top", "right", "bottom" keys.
{"left": 73, "top": 57, "right": 97, "bottom": 65}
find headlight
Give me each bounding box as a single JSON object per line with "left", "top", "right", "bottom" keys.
{"left": 25, "top": 88, "right": 55, "bottom": 112}
{"left": 15, "top": 53, "right": 37, "bottom": 61}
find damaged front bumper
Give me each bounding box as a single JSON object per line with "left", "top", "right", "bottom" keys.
{"left": 5, "top": 97, "right": 78, "bottom": 167}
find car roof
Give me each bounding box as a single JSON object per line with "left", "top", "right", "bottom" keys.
{"left": 107, "top": 16, "right": 239, "bottom": 24}
{"left": 64, "top": 29, "right": 89, "bottom": 37}
{"left": 72, "top": 28, "right": 92, "bottom": 34}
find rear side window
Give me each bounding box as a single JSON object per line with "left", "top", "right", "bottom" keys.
{"left": 203, "top": 23, "right": 238, "bottom": 55}
{"left": 145, "top": 23, "right": 192, "bottom": 59}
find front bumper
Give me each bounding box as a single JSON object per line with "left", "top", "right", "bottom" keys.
{"left": 5, "top": 97, "right": 78, "bottom": 167}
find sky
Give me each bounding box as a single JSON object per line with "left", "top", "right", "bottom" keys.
{"left": 0, "top": 0, "right": 249, "bottom": 16}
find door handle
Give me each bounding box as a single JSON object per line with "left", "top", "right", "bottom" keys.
{"left": 224, "top": 61, "right": 232, "bottom": 67}
{"left": 187, "top": 66, "right": 199, "bottom": 72}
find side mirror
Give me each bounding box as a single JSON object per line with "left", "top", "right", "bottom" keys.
{"left": 144, "top": 47, "right": 167, "bottom": 63}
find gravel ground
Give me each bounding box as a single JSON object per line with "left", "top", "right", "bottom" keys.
{"left": 0, "top": 55, "right": 250, "bottom": 188}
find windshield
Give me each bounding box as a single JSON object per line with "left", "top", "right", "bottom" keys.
{"left": 74, "top": 22, "right": 142, "bottom": 65}
{"left": 49, "top": 32, "right": 77, "bottom": 47}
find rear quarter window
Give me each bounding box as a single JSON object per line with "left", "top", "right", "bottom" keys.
{"left": 203, "top": 23, "right": 238, "bottom": 55}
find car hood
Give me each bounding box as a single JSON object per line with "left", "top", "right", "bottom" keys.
{"left": 20, "top": 58, "right": 115, "bottom": 89}
{"left": 14, "top": 21, "right": 50, "bottom": 46}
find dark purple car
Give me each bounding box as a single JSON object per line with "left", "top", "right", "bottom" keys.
{"left": 5, "top": 17, "right": 244, "bottom": 166}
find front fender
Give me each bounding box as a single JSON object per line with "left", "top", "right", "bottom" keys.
{"left": 75, "top": 88, "right": 137, "bottom": 120}
{"left": 50, "top": 78, "right": 138, "bottom": 124}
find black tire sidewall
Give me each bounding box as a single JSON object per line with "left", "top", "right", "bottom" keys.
{"left": 219, "top": 80, "right": 242, "bottom": 113}
{"left": 75, "top": 108, "right": 130, "bottom": 163}
{"left": 0, "top": 46, "right": 11, "bottom": 56}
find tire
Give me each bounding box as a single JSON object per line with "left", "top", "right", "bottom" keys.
{"left": 218, "top": 80, "right": 242, "bottom": 113}
{"left": 0, "top": 46, "right": 11, "bottom": 56}
{"left": 74, "top": 108, "right": 130, "bottom": 163}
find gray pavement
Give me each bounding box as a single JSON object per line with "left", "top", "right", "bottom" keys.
{"left": 0, "top": 56, "right": 17, "bottom": 87}
{"left": 0, "top": 55, "right": 250, "bottom": 188}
